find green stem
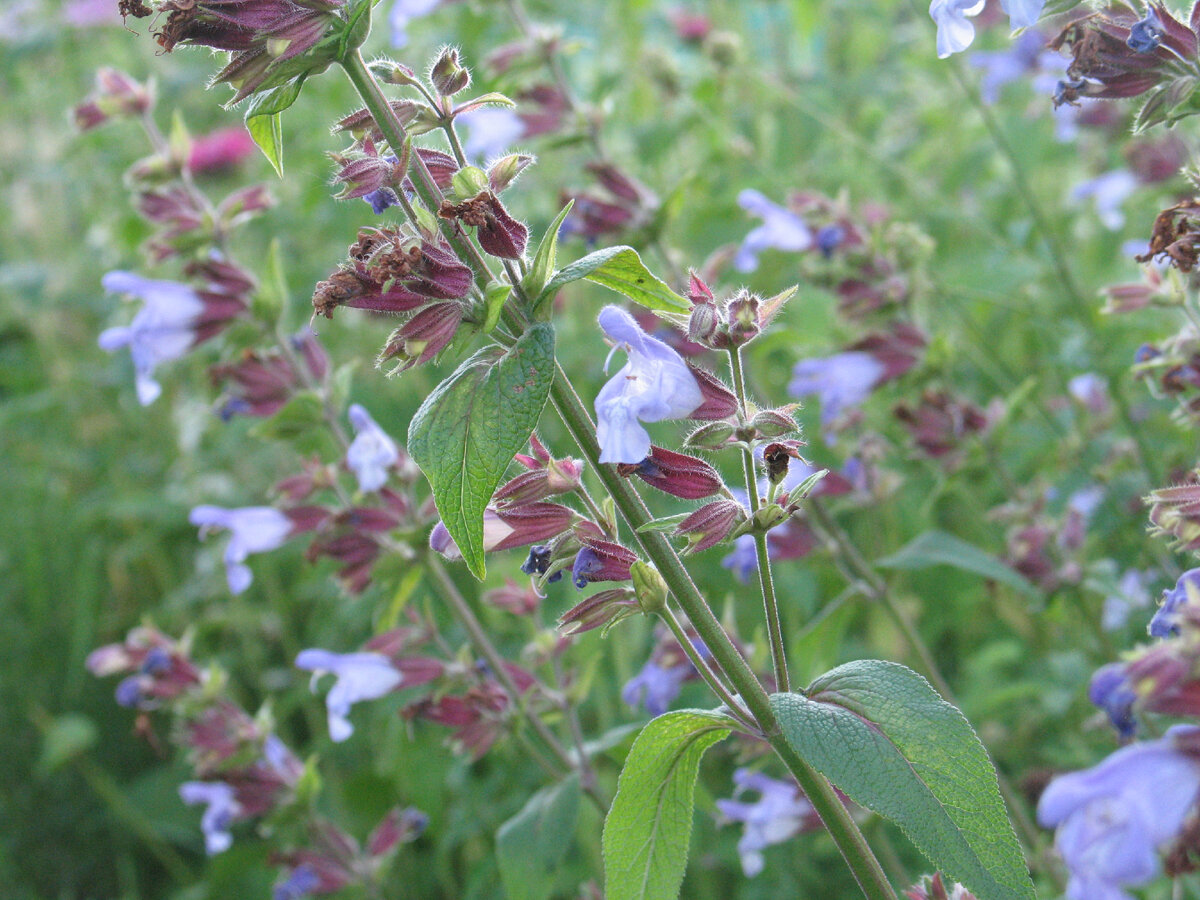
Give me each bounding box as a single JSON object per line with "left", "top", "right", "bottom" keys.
{"left": 657, "top": 603, "right": 755, "bottom": 731}
{"left": 342, "top": 42, "right": 892, "bottom": 900}
{"left": 427, "top": 553, "right": 607, "bottom": 809}
{"left": 728, "top": 345, "right": 790, "bottom": 692}
{"left": 547, "top": 368, "right": 896, "bottom": 900}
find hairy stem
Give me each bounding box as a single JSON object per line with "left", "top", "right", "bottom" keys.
{"left": 728, "top": 345, "right": 790, "bottom": 692}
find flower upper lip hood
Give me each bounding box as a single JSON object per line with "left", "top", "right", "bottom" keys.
{"left": 594, "top": 305, "right": 703, "bottom": 465}
{"left": 1038, "top": 725, "right": 1200, "bottom": 899}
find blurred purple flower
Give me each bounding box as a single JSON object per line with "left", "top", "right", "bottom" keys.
{"left": 389, "top": 0, "right": 441, "bottom": 47}
{"left": 969, "top": 29, "right": 1045, "bottom": 104}
{"left": 1089, "top": 662, "right": 1138, "bottom": 738}
{"left": 622, "top": 659, "right": 690, "bottom": 716}
{"left": 1150, "top": 568, "right": 1200, "bottom": 638}
{"left": 295, "top": 649, "right": 403, "bottom": 742}
{"left": 347, "top": 404, "right": 399, "bottom": 492}
{"left": 1002, "top": 0, "right": 1045, "bottom": 30}
{"left": 63, "top": 0, "right": 118, "bottom": 27}
{"left": 179, "top": 781, "right": 242, "bottom": 855}
{"left": 1072, "top": 169, "right": 1139, "bottom": 230}
{"left": 274, "top": 863, "right": 321, "bottom": 900}
{"left": 929, "top": 0, "right": 984, "bottom": 59}
{"left": 594, "top": 306, "right": 702, "bottom": 464}
{"left": 721, "top": 534, "right": 758, "bottom": 584}
{"left": 733, "top": 189, "right": 811, "bottom": 272}
{"left": 1102, "top": 569, "right": 1154, "bottom": 632}
{"left": 1037, "top": 726, "right": 1200, "bottom": 899}
{"left": 717, "top": 769, "right": 817, "bottom": 877}
{"left": 458, "top": 107, "right": 526, "bottom": 163}
{"left": 1068, "top": 373, "right": 1110, "bottom": 416}
{"left": 99, "top": 271, "right": 205, "bottom": 405}
{"left": 189, "top": 505, "right": 294, "bottom": 594}
{"left": 788, "top": 351, "right": 885, "bottom": 426}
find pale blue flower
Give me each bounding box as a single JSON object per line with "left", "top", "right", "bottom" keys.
{"left": 621, "top": 659, "right": 689, "bottom": 716}
{"left": 717, "top": 769, "right": 816, "bottom": 877}
{"left": 98, "top": 271, "right": 205, "bottom": 405}
{"left": 189, "top": 505, "right": 294, "bottom": 594}
{"left": 1073, "top": 169, "right": 1139, "bottom": 230}
{"left": 1068, "top": 373, "right": 1110, "bottom": 415}
{"left": 274, "top": 864, "right": 320, "bottom": 900}
{"left": 722, "top": 534, "right": 758, "bottom": 584}
{"left": 347, "top": 403, "right": 399, "bottom": 492}
{"left": 594, "top": 306, "right": 702, "bottom": 464}
{"left": 969, "top": 29, "right": 1044, "bottom": 104}
{"left": 295, "top": 649, "right": 403, "bottom": 742}
{"left": 1038, "top": 726, "right": 1200, "bottom": 900}
{"left": 1150, "top": 568, "right": 1200, "bottom": 638}
{"left": 458, "top": 107, "right": 526, "bottom": 163}
{"left": 929, "top": 0, "right": 985, "bottom": 59}
{"left": 179, "top": 780, "right": 242, "bottom": 855}
{"left": 733, "top": 189, "right": 811, "bottom": 272}
{"left": 1001, "top": 0, "right": 1044, "bottom": 30}
{"left": 389, "top": 0, "right": 440, "bottom": 47}
{"left": 788, "top": 351, "right": 885, "bottom": 425}
{"left": 1102, "top": 569, "right": 1154, "bottom": 632}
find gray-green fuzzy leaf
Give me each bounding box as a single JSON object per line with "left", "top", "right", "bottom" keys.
{"left": 408, "top": 325, "right": 555, "bottom": 578}
{"left": 771, "top": 661, "right": 1034, "bottom": 900}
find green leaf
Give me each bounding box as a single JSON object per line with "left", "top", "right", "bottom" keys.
{"left": 603, "top": 710, "right": 733, "bottom": 900}
{"left": 496, "top": 773, "right": 581, "bottom": 900}
{"left": 408, "top": 325, "right": 555, "bottom": 578}
{"left": 524, "top": 200, "right": 574, "bottom": 311}
{"left": 244, "top": 77, "right": 306, "bottom": 177}
{"left": 538, "top": 246, "right": 689, "bottom": 314}
{"left": 771, "top": 661, "right": 1034, "bottom": 900}
{"left": 875, "top": 529, "right": 1039, "bottom": 598}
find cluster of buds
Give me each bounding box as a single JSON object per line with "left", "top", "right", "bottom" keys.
{"left": 790, "top": 192, "right": 929, "bottom": 323}
{"left": 1138, "top": 199, "right": 1200, "bottom": 272}
{"left": 73, "top": 68, "right": 152, "bottom": 131}
{"left": 1134, "top": 333, "right": 1200, "bottom": 421}
{"left": 87, "top": 626, "right": 426, "bottom": 882}
{"left": 121, "top": 0, "right": 356, "bottom": 106}
{"left": 893, "top": 388, "right": 994, "bottom": 464}
{"left": 685, "top": 272, "right": 795, "bottom": 351}
{"left": 1089, "top": 569, "right": 1200, "bottom": 739}
{"left": 1050, "top": 4, "right": 1200, "bottom": 127}
{"left": 312, "top": 228, "right": 475, "bottom": 374}
{"left": 560, "top": 163, "right": 660, "bottom": 243}
{"left": 990, "top": 485, "right": 1105, "bottom": 592}
{"left": 1148, "top": 473, "right": 1200, "bottom": 553}
{"left": 211, "top": 330, "right": 329, "bottom": 419}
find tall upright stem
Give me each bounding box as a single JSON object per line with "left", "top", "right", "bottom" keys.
{"left": 339, "top": 45, "right": 896, "bottom": 900}
{"left": 728, "top": 345, "right": 790, "bottom": 692}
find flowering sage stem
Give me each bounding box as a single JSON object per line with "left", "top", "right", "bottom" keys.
{"left": 728, "top": 344, "right": 790, "bottom": 693}
{"left": 338, "top": 44, "right": 895, "bottom": 900}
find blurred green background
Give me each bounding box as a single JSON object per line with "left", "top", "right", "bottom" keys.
{"left": 2, "top": 0, "right": 1191, "bottom": 896}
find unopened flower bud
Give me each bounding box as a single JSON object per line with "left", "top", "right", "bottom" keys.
{"left": 688, "top": 365, "right": 739, "bottom": 420}
{"left": 704, "top": 30, "right": 742, "bottom": 68}
{"left": 616, "top": 446, "right": 723, "bottom": 500}
{"left": 630, "top": 561, "right": 669, "bottom": 615}
{"left": 371, "top": 59, "right": 420, "bottom": 86}
{"left": 378, "top": 302, "right": 464, "bottom": 374}
{"left": 751, "top": 504, "right": 788, "bottom": 532}
{"left": 1147, "top": 476, "right": 1200, "bottom": 554}
{"left": 687, "top": 302, "right": 720, "bottom": 346}
{"left": 431, "top": 47, "right": 472, "bottom": 96}
{"left": 487, "top": 153, "right": 536, "bottom": 193}
{"left": 685, "top": 420, "right": 735, "bottom": 451}
{"left": 558, "top": 588, "right": 640, "bottom": 636}
{"left": 674, "top": 499, "right": 746, "bottom": 554}
{"left": 750, "top": 407, "right": 799, "bottom": 439}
